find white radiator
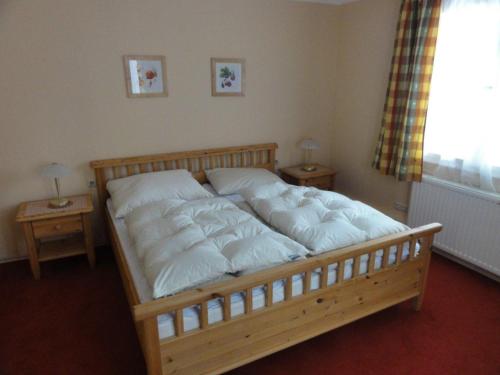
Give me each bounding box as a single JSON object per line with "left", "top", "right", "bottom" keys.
{"left": 408, "top": 175, "right": 500, "bottom": 277}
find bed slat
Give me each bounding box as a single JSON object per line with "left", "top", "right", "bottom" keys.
{"left": 320, "top": 266, "right": 328, "bottom": 288}
{"left": 382, "top": 247, "right": 390, "bottom": 267}
{"left": 200, "top": 302, "right": 209, "bottom": 329}
{"left": 285, "top": 277, "right": 293, "bottom": 301}
{"left": 266, "top": 282, "right": 273, "bottom": 307}
{"left": 396, "top": 243, "right": 403, "bottom": 265}
{"left": 174, "top": 310, "right": 184, "bottom": 337}
{"left": 245, "top": 289, "right": 253, "bottom": 314}
{"left": 410, "top": 239, "right": 417, "bottom": 259}
{"left": 338, "top": 261, "right": 345, "bottom": 284}
{"left": 127, "top": 165, "right": 135, "bottom": 176}
{"left": 223, "top": 296, "right": 231, "bottom": 321}
{"left": 368, "top": 251, "right": 376, "bottom": 274}
{"left": 353, "top": 256, "right": 360, "bottom": 277}
{"left": 304, "top": 271, "right": 311, "bottom": 294}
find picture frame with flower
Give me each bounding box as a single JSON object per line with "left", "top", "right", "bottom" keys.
{"left": 123, "top": 55, "right": 168, "bottom": 98}
{"left": 211, "top": 58, "right": 246, "bottom": 97}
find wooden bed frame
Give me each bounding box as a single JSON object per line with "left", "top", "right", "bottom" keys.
{"left": 90, "top": 143, "right": 442, "bottom": 375}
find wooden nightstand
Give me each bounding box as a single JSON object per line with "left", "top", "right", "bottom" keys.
{"left": 16, "top": 194, "right": 95, "bottom": 279}
{"left": 280, "top": 164, "right": 337, "bottom": 190}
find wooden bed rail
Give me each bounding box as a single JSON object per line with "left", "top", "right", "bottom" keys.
{"left": 132, "top": 223, "right": 442, "bottom": 325}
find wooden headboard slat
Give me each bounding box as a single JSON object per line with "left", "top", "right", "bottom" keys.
{"left": 89, "top": 143, "right": 277, "bottom": 169}
{"left": 90, "top": 143, "right": 278, "bottom": 226}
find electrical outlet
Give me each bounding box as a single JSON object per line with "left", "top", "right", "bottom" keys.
{"left": 394, "top": 201, "right": 408, "bottom": 213}
{"left": 88, "top": 180, "right": 96, "bottom": 188}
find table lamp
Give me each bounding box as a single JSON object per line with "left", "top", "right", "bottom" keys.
{"left": 299, "top": 138, "right": 320, "bottom": 172}
{"left": 41, "top": 163, "right": 72, "bottom": 208}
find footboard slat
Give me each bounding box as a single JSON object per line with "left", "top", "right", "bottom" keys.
{"left": 353, "top": 256, "right": 361, "bottom": 278}
{"left": 266, "top": 282, "right": 273, "bottom": 307}
{"left": 368, "top": 251, "right": 376, "bottom": 274}
{"left": 200, "top": 302, "right": 209, "bottom": 329}
{"left": 320, "top": 266, "right": 328, "bottom": 288}
{"left": 410, "top": 239, "right": 417, "bottom": 259}
{"left": 304, "top": 271, "right": 311, "bottom": 294}
{"left": 338, "top": 261, "right": 345, "bottom": 284}
{"left": 285, "top": 277, "right": 293, "bottom": 301}
{"left": 245, "top": 288, "right": 253, "bottom": 314}
{"left": 396, "top": 243, "right": 403, "bottom": 265}
{"left": 223, "top": 296, "right": 231, "bottom": 321}
{"left": 174, "top": 310, "right": 184, "bottom": 337}
{"left": 382, "top": 246, "right": 390, "bottom": 267}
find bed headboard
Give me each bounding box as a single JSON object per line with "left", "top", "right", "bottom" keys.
{"left": 89, "top": 143, "right": 278, "bottom": 217}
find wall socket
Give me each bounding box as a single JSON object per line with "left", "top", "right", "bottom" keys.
{"left": 393, "top": 201, "right": 408, "bottom": 213}
{"left": 88, "top": 180, "right": 96, "bottom": 188}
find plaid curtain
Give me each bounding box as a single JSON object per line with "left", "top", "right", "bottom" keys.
{"left": 373, "top": 0, "right": 441, "bottom": 182}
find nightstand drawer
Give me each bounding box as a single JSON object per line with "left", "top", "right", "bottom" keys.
{"left": 280, "top": 165, "right": 337, "bottom": 192}
{"left": 32, "top": 215, "right": 83, "bottom": 239}
{"left": 306, "top": 176, "right": 332, "bottom": 189}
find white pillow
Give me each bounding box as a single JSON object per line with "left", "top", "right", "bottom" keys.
{"left": 107, "top": 169, "right": 213, "bottom": 218}
{"left": 205, "top": 168, "right": 283, "bottom": 195}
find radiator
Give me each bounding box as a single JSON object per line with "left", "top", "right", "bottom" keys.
{"left": 408, "top": 175, "right": 500, "bottom": 277}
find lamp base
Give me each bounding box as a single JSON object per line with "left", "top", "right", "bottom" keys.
{"left": 301, "top": 164, "right": 317, "bottom": 172}
{"left": 48, "top": 198, "right": 72, "bottom": 209}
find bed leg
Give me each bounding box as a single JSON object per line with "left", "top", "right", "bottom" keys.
{"left": 142, "top": 317, "right": 162, "bottom": 375}
{"left": 412, "top": 235, "right": 434, "bottom": 311}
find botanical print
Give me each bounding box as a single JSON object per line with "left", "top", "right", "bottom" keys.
{"left": 215, "top": 63, "right": 242, "bottom": 93}
{"left": 129, "top": 60, "right": 164, "bottom": 94}
{"left": 211, "top": 58, "right": 245, "bottom": 96}
{"left": 123, "top": 55, "right": 167, "bottom": 98}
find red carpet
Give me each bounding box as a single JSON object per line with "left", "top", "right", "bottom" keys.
{"left": 1, "top": 250, "right": 499, "bottom": 375}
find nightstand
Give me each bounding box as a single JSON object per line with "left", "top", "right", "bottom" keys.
{"left": 280, "top": 164, "right": 337, "bottom": 190}
{"left": 16, "top": 194, "right": 95, "bottom": 279}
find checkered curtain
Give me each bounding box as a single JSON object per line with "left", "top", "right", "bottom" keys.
{"left": 373, "top": 0, "right": 441, "bottom": 182}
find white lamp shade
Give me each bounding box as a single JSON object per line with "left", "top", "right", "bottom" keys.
{"left": 299, "top": 138, "right": 320, "bottom": 150}
{"left": 41, "top": 163, "right": 71, "bottom": 178}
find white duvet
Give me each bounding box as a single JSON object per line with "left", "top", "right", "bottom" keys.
{"left": 241, "top": 182, "right": 409, "bottom": 254}
{"left": 125, "top": 197, "right": 308, "bottom": 298}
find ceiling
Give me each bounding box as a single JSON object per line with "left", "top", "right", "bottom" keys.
{"left": 292, "top": 0, "right": 361, "bottom": 5}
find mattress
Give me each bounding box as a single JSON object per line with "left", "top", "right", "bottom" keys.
{"left": 107, "top": 185, "right": 415, "bottom": 339}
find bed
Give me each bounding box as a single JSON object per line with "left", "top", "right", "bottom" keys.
{"left": 90, "top": 143, "right": 442, "bottom": 375}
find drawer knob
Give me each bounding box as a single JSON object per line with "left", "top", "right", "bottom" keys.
{"left": 54, "top": 224, "right": 62, "bottom": 230}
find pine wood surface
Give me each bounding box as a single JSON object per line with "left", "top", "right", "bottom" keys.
{"left": 280, "top": 164, "right": 337, "bottom": 190}
{"left": 16, "top": 194, "right": 95, "bottom": 279}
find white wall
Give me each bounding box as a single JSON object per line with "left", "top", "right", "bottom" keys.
{"left": 333, "top": 0, "right": 410, "bottom": 220}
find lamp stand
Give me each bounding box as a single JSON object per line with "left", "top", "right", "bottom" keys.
{"left": 48, "top": 177, "right": 71, "bottom": 208}
{"left": 301, "top": 149, "right": 317, "bottom": 172}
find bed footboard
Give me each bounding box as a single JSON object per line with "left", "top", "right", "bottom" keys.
{"left": 130, "top": 223, "right": 441, "bottom": 375}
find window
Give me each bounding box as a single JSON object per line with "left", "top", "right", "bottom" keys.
{"left": 424, "top": 0, "right": 500, "bottom": 193}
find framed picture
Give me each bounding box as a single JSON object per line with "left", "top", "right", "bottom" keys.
{"left": 123, "top": 55, "right": 168, "bottom": 98}
{"left": 211, "top": 58, "right": 246, "bottom": 97}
